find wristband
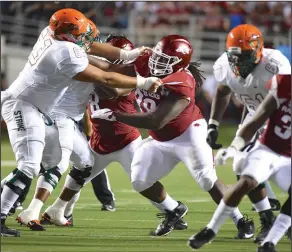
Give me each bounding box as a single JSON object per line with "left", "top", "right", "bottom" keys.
{"left": 230, "top": 136, "right": 245, "bottom": 151}
{"left": 120, "top": 48, "right": 140, "bottom": 61}
{"left": 208, "top": 119, "right": 220, "bottom": 127}
{"left": 136, "top": 75, "right": 146, "bottom": 89}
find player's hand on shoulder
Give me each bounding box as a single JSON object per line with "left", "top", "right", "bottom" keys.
{"left": 138, "top": 46, "right": 152, "bottom": 56}
{"left": 91, "top": 108, "right": 116, "bottom": 121}
{"left": 206, "top": 124, "right": 223, "bottom": 150}
{"left": 215, "top": 147, "right": 236, "bottom": 166}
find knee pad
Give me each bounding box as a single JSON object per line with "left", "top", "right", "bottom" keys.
{"left": 131, "top": 180, "right": 154, "bottom": 192}
{"left": 69, "top": 166, "right": 92, "bottom": 186}
{"left": 41, "top": 166, "right": 62, "bottom": 190}
{"left": 6, "top": 170, "right": 32, "bottom": 196}
{"left": 64, "top": 175, "right": 82, "bottom": 191}
{"left": 194, "top": 166, "right": 217, "bottom": 192}
{"left": 281, "top": 194, "right": 291, "bottom": 216}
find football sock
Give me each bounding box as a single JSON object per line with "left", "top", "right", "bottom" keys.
{"left": 1, "top": 172, "right": 14, "bottom": 189}
{"left": 253, "top": 197, "right": 271, "bottom": 212}
{"left": 262, "top": 213, "right": 291, "bottom": 246}
{"left": 150, "top": 200, "right": 166, "bottom": 213}
{"left": 1, "top": 186, "right": 19, "bottom": 215}
{"left": 50, "top": 198, "right": 68, "bottom": 210}
{"left": 27, "top": 198, "right": 43, "bottom": 215}
{"left": 158, "top": 194, "right": 179, "bottom": 211}
{"left": 264, "top": 181, "right": 276, "bottom": 200}
{"left": 229, "top": 207, "right": 243, "bottom": 225}
{"left": 207, "top": 200, "right": 235, "bottom": 233}
{"left": 64, "top": 191, "right": 80, "bottom": 217}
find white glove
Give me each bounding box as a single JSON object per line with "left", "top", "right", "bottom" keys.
{"left": 136, "top": 75, "right": 161, "bottom": 91}
{"left": 91, "top": 109, "right": 116, "bottom": 121}
{"left": 214, "top": 147, "right": 236, "bottom": 166}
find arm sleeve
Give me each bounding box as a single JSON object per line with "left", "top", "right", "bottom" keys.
{"left": 57, "top": 44, "right": 89, "bottom": 78}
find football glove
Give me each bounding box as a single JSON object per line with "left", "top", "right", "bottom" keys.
{"left": 214, "top": 147, "right": 236, "bottom": 166}
{"left": 206, "top": 124, "right": 223, "bottom": 149}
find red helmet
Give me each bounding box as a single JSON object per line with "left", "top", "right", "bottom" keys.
{"left": 149, "top": 35, "right": 193, "bottom": 76}
{"left": 105, "top": 34, "right": 135, "bottom": 64}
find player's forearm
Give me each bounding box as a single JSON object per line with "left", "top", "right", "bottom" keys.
{"left": 88, "top": 42, "right": 121, "bottom": 61}
{"left": 209, "top": 86, "right": 232, "bottom": 124}
{"left": 115, "top": 112, "right": 161, "bottom": 130}
{"left": 98, "top": 85, "right": 132, "bottom": 98}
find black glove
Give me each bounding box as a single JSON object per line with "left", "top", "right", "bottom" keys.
{"left": 206, "top": 124, "right": 223, "bottom": 150}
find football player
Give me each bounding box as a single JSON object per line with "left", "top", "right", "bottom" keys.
{"left": 91, "top": 35, "right": 254, "bottom": 237}
{"left": 42, "top": 34, "right": 188, "bottom": 230}
{"left": 204, "top": 24, "right": 290, "bottom": 242}
{"left": 189, "top": 74, "right": 291, "bottom": 252}
{"left": 0, "top": 8, "right": 161, "bottom": 237}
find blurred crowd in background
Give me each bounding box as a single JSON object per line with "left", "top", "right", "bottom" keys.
{"left": 2, "top": 1, "right": 291, "bottom": 33}
{"left": 1, "top": 1, "right": 291, "bottom": 124}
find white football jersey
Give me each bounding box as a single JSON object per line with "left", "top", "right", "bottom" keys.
{"left": 213, "top": 48, "right": 291, "bottom": 115}
{"left": 49, "top": 81, "right": 94, "bottom": 121}
{"left": 7, "top": 26, "right": 89, "bottom": 114}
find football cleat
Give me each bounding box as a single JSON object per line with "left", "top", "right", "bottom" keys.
{"left": 27, "top": 220, "right": 46, "bottom": 231}
{"left": 235, "top": 215, "right": 255, "bottom": 239}
{"left": 1, "top": 225, "right": 20, "bottom": 237}
{"left": 257, "top": 242, "right": 277, "bottom": 252}
{"left": 16, "top": 209, "right": 39, "bottom": 225}
{"left": 254, "top": 211, "right": 275, "bottom": 243}
{"left": 174, "top": 218, "right": 188, "bottom": 230}
{"left": 268, "top": 199, "right": 281, "bottom": 211}
{"left": 101, "top": 201, "right": 115, "bottom": 212}
{"left": 188, "top": 227, "right": 216, "bottom": 249}
{"left": 150, "top": 201, "right": 188, "bottom": 236}
{"left": 65, "top": 215, "right": 73, "bottom": 227}
{"left": 15, "top": 202, "right": 24, "bottom": 210}
{"left": 41, "top": 207, "right": 71, "bottom": 226}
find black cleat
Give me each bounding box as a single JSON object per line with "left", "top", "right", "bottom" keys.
{"left": 65, "top": 215, "right": 73, "bottom": 227}
{"left": 235, "top": 215, "right": 255, "bottom": 239}
{"left": 1, "top": 225, "right": 20, "bottom": 237}
{"left": 101, "top": 201, "right": 115, "bottom": 212}
{"left": 268, "top": 199, "right": 281, "bottom": 211}
{"left": 254, "top": 211, "right": 275, "bottom": 244}
{"left": 174, "top": 218, "right": 188, "bottom": 230}
{"left": 27, "top": 220, "right": 46, "bottom": 231}
{"left": 257, "top": 242, "right": 277, "bottom": 252}
{"left": 188, "top": 227, "right": 216, "bottom": 249}
{"left": 151, "top": 201, "right": 188, "bottom": 236}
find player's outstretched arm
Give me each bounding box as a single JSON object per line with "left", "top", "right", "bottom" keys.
{"left": 207, "top": 83, "right": 232, "bottom": 149}
{"left": 230, "top": 93, "right": 277, "bottom": 150}
{"left": 73, "top": 64, "right": 161, "bottom": 92}
{"left": 114, "top": 93, "right": 189, "bottom": 130}
{"left": 88, "top": 42, "right": 147, "bottom": 62}
{"left": 209, "top": 84, "right": 232, "bottom": 124}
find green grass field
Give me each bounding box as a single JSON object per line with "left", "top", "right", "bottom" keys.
{"left": 1, "top": 126, "right": 290, "bottom": 252}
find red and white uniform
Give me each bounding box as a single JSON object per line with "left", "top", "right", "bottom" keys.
{"left": 73, "top": 91, "right": 142, "bottom": 184}
{"left": 130, "top": 55, "right": 217, "bottom": 192}
{"left": 241, "top": 75, "right": 291, "bottom": 192}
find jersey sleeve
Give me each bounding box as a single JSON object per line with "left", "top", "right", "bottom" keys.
{"left": 213, "top": 53, "right": 229, "bottom": 85}
{"left": 265, "top": 49, "right": 291, "bottom": 76}
{"left": 162, "top": 71, "right": 194, "bottom": 99}
{"left": 56, "top": 43, "right": 89, "bottom": 78}
{"left": 267, "top": 74, "right": 291, "bottom": 108}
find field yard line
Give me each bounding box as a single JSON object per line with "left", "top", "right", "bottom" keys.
{"left": 1, "top": 160, "right": 16, "bottom": 166}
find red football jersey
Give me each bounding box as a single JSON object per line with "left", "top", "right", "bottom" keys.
{"left": 88, "top": 90, "right": 140, "bottom": 154}
{"left": 134, "top": 55, "right": 203, "bottom": 141}
{"left": 260, "top": 74, "right": 291, "bottom": 157}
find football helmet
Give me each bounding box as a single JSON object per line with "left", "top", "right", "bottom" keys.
{"left": 105, "top": 34, "right": 135, "bottom": 64}
{"left": 225, "top": 24, "right": 264, "bottom": 78}
{"left": 87, "top": 18, "right": 100, "bottom": 42}
{"left": 49, "top": 8, "right": 93, "bottom": 51}
{"left": 148, "top": 35, "right": 193, "bottom": 76}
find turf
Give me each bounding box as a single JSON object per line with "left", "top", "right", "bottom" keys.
{"left": 1, "top": 126, "right": 290, "bottom": 252}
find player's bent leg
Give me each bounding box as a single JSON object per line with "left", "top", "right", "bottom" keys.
{"left": 131, "top": 139, "right": 187, "bottom": 236}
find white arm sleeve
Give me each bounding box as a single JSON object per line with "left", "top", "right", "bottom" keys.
{"left": 213, "top": 53, "right": 229, "bottom": 86}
